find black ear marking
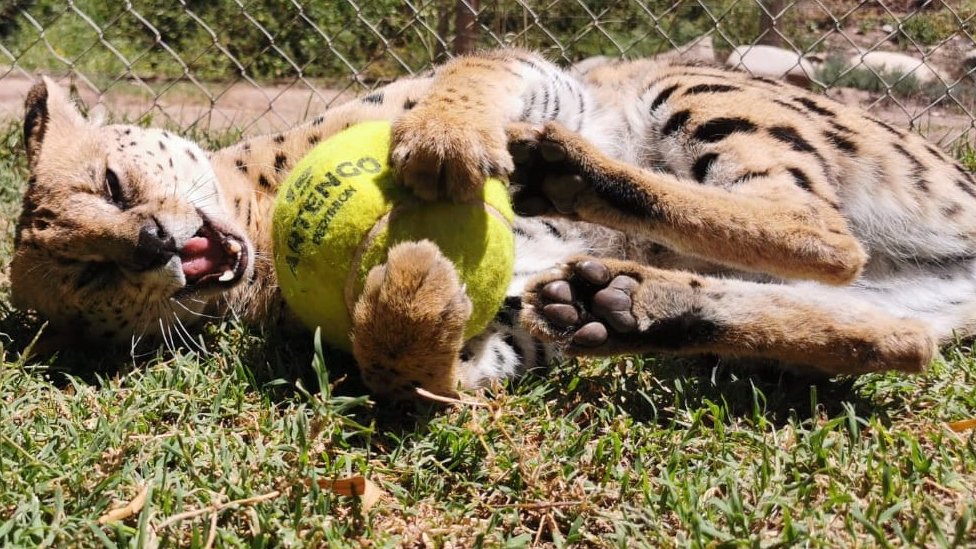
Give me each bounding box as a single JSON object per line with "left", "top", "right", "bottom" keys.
{"left": 23, "top": 81, "right": 50, "bottom": 169}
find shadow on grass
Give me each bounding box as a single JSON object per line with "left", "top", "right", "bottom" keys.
{"left": 0, "top": 300, "right": 330, "bottom": 393}
{"left": 0, "top": 300, "right": 445, "bottom": 430}
{"left": 514, "top": 353, "right": 881, "bottom": 428}
{"left": 1, "top": 295, "right": 888, "bottom": 434}
{"left": 0, "top": 303, "right": 132, "bottom": 386}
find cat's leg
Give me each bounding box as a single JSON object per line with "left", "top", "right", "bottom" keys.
{"left": 522, "top": 256, "right": 935, "bottom": 374}
{"left": 508, "top": 123, "right": 867, "bottom": 285}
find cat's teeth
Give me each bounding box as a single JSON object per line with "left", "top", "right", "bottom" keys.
{"left": 226, "top": 239, "right": 242, "bottom": 254}
{"left": 218, "top": 270, "right": 235, "bottom": 282}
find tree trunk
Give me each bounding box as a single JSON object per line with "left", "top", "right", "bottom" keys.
{"left": 434, "top": 0, "right": 451, "bottom": 62}
{"left": 758, "top": 0, "right": 787, "bottom": 47}
{"left": 453, "top": 0, "right": 480, "bottom": 55}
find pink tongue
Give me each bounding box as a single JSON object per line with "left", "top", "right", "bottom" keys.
{"left": 180, "top": 236, "right": 226, "bottom": 280}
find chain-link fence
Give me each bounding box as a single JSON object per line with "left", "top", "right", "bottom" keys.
{"left": 1, "top": 1, "right": 974, "bottom": 144}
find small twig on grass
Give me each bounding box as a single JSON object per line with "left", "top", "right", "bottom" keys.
{"left": 155, "top": 490, "right": 282, "bottom": 530}
{"left": 204, "top": 504, "right": 219, "bottom": 549}
{"left": 534, "top": 510, "right": 548, "bottom": 546}
{"left": 202, "top": 490, "right": 225, "bottom": 549}
{"left": 153, "top": 476, "right": 385, "bottom": 536}
{"left": 923, "top": 478, "right": 960, "bottom": 499}
{"left": 494, "top": 500, "right": 583, "bottom": 510}
{"left": 415, "top": 387, "right": 488, "bottom": 407}
{"left": 98, "top": 484, "right": 150, "bottom": 525}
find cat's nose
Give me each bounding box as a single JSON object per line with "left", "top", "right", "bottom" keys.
{"left": 133, "top": 217, "right": 177, "bottom": 271}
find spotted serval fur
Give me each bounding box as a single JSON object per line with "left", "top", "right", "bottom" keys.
{"left": 12, "top": 49, "right": 976, "bottom": 399}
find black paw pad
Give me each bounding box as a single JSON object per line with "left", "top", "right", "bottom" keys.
{"left": 513, "top": 195, "right": 551, "bottom": 216}
{"left": 543, "top": 303, "right": 579, "bottom": 327}
{"left": 541, "top": 280, "right": 573, "bottom": 303}
{"left": 573, "top": 322, "right": 608, "bottom": 347}
{"left": 576, "top": 260, "right": 610, "bottom": 285}
{"left": 592, "top": 276, "right": 639, "bottom": 333}
{"left": 539, "top": 140, "right": 568, "bottom": 162}
{"left": 536, "top": 260, "right": 640, "bottom": 349}
{"left": 509, "top": 140, "right": 536, "bottom": 165}
{"left": 542, "top": 174, "right": 586, "bottom": 214}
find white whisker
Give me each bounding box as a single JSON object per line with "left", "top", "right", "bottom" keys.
{"left": 171, "top": 297, "right": 222, "bottom": 320}
{"left": 168, "top": 305, "right": 206, "bottom": 354}
{"left": 158, "top": 317, "right": 176, "bottom": 354}
{"left": 222, "top": 293, "right": 243, "bottom": 325}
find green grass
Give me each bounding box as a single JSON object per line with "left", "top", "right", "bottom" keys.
{"left": 954, "top": 139, "right": 976, "bottom": 172}
{"left": 2, "top": 120, "right": 976, "bottom": 547}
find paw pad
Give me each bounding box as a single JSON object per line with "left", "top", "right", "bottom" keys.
{"left": 592, "top": 276, "right": 639, "bottom": 333}
{"left": 573, "top": 322, "right": 609, "bottom": 347}
{"left": 536, "top": 260, "right": 640, "bottom": 349}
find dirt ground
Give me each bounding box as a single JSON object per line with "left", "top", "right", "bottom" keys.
{"left": 0, "top": 65, "right": 972, "bottom": 144}
{"left": 826, "top": 86, "right": 975, "bottom": 145}
{"left": 0, "top": 68, "right": 357, "bottom": 135}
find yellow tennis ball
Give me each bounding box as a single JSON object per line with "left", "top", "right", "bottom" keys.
{"left": 272, "top": 120, "right": 515, "bottom": 352}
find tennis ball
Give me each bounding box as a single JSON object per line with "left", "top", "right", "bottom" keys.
{"left": 272, "top": 120, "right": 515, "bottom": 352}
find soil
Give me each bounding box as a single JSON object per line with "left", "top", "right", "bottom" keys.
{"left": 0, "top": 58, "right": 972, "bottom": 145}
{"left": 0, "top": 68, "right": 357, "bottom": 135}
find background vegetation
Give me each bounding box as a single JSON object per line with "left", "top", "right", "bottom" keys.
{"left": 3, "top": 0, "right": 974, "bottom": 108}
{"left": 3, "top": 0, "right": 947, "bottom": 82}
{"left": 0, "top": 1, "right": 756, "bottom": 78}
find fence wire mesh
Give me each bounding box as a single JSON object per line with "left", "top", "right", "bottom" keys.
{"left": 0, "top": 1, "right": 974, "bottom": 144}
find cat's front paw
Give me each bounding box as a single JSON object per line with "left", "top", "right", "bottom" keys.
{"left": 509, "top": 122, "right": 605, "bottom": 216}
{"left": 352, "top": 240, "right": 472, "bottom": 399}
{"left": 390, "top": 109, "right": 513, "bottom": 202}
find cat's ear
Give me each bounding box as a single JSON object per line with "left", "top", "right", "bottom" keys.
{"left": 23, "top": 77, "right": 88, "bottom": 170}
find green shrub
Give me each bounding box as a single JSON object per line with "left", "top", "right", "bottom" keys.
{"left": 954, "top": 137, "right": 976, "bottom": 171}
{"left": 4, "top": 0, "right": 457, "bottom": 81}
{"left": 897, "top": 10, "right": 962, "bottom": 47}
{"left": 2, "top": 0, "right": 821, "bottom": 82}
{"left": 814, "top": 55, "right": 951, "bottom": 102}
